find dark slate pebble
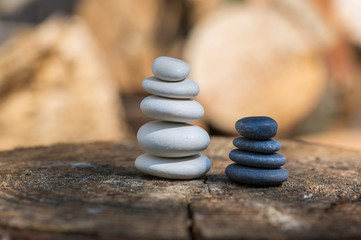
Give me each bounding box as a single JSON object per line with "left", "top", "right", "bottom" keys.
{"left": 236, "top": 116, "right": 278, "bottom": 140}
{"left": 229, "top": 149, "right": 286, "bottom": 168}
{"left": 225, "top": 163, "right": 288, "bottom": 186}
{"left": 233, "top": 137, "right": 281, "bottom": 153}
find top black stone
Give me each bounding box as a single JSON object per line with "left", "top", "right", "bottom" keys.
{"left": 235, "top": 116, "right": 278, "bottom": 140}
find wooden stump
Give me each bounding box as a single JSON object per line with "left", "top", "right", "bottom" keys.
{"left": 0, "top": 138, "right": 360, "bottom": 239}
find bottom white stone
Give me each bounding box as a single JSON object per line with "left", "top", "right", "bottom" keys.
{"left": 135, "top": 153, "right": 211, "bottom": 179}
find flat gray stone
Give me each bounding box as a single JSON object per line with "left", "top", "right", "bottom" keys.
{"left": 142, "top": 77, "right": 200, "bottom": 99}
{"left": 225, "top": 163, "right": 288, "bottom": 186}
{"left": 229, "top": 149, "right": 286, "bottom": 168}
{"left": 233, "top": 137, "right": 281, "bottom": 153}
{"left": 152, "top": 56, "right": 190, "bottom": 81}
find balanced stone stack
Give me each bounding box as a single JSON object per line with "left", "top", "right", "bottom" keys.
{"left": 135, "top": 56, "right": 211, "bottom": 179}
{"left": 225, "top": 116, "right": 288, "bottom": 186}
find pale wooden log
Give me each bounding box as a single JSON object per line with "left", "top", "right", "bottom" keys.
{"left": 184, "top": 1, "right": 336, "bottom": 136}
{"left": 76, "top": 0, "right": 189, "bottom": 94}
{"left": 0, "top": 17, "right": 129, "bottom": 151}
{"left": 330, "top": 0, "right": 361, "bottom": 47}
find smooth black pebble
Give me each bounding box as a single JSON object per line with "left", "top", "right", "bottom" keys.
{"left": 233, "top": 137, "right": 281, "bottom": 153}
{"left": 225, "top": 163, "right": 288, "bottom": 186}
{"left": 229, "top": 149, "right": 286, "bottom": 168}
{"left": 236, "top": 116, "right": 278, "bottom": 140}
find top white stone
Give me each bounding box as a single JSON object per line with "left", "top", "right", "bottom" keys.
{"left": 152, "top": 56, "right": 190, "bottom": 81}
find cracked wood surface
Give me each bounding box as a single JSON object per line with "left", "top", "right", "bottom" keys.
{"left": 0, "top": 137, "right": 360, "bottom": 240}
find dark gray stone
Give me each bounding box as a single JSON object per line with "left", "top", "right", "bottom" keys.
{"left": 235, "top": 116, "right": 278, "bottom": 140}
{"left": 229, "top": 149, "right": 286, "bottom": 168}
{"left": 233, "top": 137, "right": 281, "bottom": 153}
{"left": 225, "top": 163, "right": 288, "bottom": 186}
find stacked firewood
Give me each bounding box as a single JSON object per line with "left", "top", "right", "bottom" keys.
{"left": 0, "top": 17, "right": 128, "bottom": 150}
{"left": 0, "top": 0, "right": 360, "bottom": 150}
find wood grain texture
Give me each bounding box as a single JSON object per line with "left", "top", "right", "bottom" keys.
{"left": 0, "top": 137, "right": 360, "bottom": 240}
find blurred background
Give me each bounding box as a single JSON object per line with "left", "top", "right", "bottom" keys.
{"left": 0, "top": 0, "right": 361, "bottom": 151}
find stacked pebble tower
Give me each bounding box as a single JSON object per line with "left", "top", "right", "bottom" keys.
{"left": 225, "top": 116, "right": 288, "bottom": 186}
{"left": 135, "top": 56, "right": 211, "bottom": 179}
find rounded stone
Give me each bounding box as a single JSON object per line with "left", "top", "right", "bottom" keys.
{"left": 225, "top": 163, "right": 288, "bottom": 186}
{"left": 229, "top": 149, "right": 286, "bottom": 168}
{"left": 142, "top": 77, "right": 200, "bottom": 99}
{"left": 233, "top": 137, "right": 281, "bottom": 153}
{"left": 140, "top": 95, "right": 204, "bottom": 122}
{"left": 236, "top": 116, "right": 278, "bottom": 140}
{"left": 137, "top": 121, "right": 210, "bottom": 157}
{"left": 152, "top": 56, "right": 191, "bottom": 81}
{"left": 135, "top": 153, "right": 211, "bottom": 179}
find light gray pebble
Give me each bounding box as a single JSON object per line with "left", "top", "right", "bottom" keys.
{"left": 137, "top": 121, "right": 210, "bottom": 158}
{"left": 140, "top": 95, "right": 204, "bottom": 122}
{"left": 152, "top": 56, "right": 190, "bottom": 81}
{"left": 135, "top": 153, "right": 211, "bottom": 179}
{"left": 142, "top": 77, "right": 200, "bottom": 99}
